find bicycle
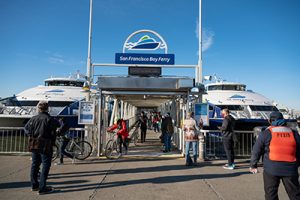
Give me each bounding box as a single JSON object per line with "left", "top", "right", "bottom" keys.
{"left": 105, "top": 130, "right": 120, "bottom": 159}
{"left": 129, "top": 125, "right": 139, "bottom": 146}
{"left": 52, "top": 134, "right": 92, "bottom": 161}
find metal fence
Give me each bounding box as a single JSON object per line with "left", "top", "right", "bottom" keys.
{"left": 0, "top": 127, "right": 86, "bottom": 154}
{"left": 203, "top": 130, "right": 255, "bottom": 159}
{"left": 173, "top": 128, "right": 255, "bottom": 159}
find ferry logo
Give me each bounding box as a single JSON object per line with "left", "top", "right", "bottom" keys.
{"left": 230, "top": 95, "right": 246, "bottom": 99}
{"left": 46, "top": 89, "right": 64, "bottom": 93}
{"left": 126, "top": 35, "right": 161, "bottom": 50}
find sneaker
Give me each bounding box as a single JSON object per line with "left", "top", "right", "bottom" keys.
{"left": 223, "top": 164, "right": 235, "bottom": 170}
{"left": 54, "top": 162, "right": 63, "bottom": 166}
{"left": 38, "top": 186, "right": 54, "bottom": 195}
{"left": 224, "top": 163, "right": 236, "bottom": 168}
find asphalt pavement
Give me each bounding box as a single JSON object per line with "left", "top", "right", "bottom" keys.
{"left": 0, "top": 130, "right": 291, "bottom": 200}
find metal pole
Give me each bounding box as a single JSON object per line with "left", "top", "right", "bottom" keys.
{"left": 86, "top": 0, "right": 93, "bottom": 101}
{"left": 97, "top": 90, "right": 102, "bottom": 157}
{"left": 197, "top": 0, "right": 203, "bottom": 84}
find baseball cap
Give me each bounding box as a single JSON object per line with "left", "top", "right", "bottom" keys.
{"left": 269, "top": 111, "right": 283, "bottom": 121}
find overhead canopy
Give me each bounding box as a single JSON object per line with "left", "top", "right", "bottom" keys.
{"left": 97, "top": 76, "right": 198, "bottom": 108}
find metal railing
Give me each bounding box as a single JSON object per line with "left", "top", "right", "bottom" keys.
{"left": 202, "top": 130, "right": 254, "bottom": 159}
{"left": 0, "top": 127, "right": 86, "bottom": 154}
{"left": 172, "top": 128, "right": 254, "bottom": 159}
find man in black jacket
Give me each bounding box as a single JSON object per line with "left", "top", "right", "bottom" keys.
{"left": 250, "top": 111, "right": 300, "bottom": 200}
{"left": 218, "top": 108, "right": 236, "bottom": 170}
{"left": 25, "top": 101, "right": 59, "bottom": 195}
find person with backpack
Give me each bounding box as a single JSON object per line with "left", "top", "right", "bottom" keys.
{"left": 218, "top": 108, "right": 236, "bottom": 170}
{"left": 183, "top": 112, "right": 200, "bottom": 166}
{"left": 107, "top": 118, "right": 129, "bottom": 155}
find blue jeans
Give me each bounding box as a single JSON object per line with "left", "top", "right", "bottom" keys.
{"left": 164, "top": 134, "right": 172, "bottom": 152}
{"left": 185, "top": 141, "right": 198, "bottom": 164}
{"left": 30, "top": 150, "right": 52, "bottom": 191}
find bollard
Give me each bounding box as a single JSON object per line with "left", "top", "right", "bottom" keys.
{"left": 198, "top": 132, "right": 206, "bottom": 161}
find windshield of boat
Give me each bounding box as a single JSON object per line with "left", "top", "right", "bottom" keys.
{"left": 207, "top": 84, "right": 246, "bottom": 91}
{"left": 217, "top": 105, "right": 244, "bottom": 111}
{"left": 249, "top": 105, "right": 279, "bottom": 111}
{"left": 45, "top": 80, "right": 84, "bottom": 87}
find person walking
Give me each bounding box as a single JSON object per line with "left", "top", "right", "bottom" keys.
{"left": 55, "top": 117, "right": 74, "bottom": 165}
{"left": 139, "top": 111, "right": 148, "bottom": 143}
{"left": 25, "top": 101, "right": 60, "bottom": 195}
{"left": 183, "top": 112, "right": 199, "bottom": 166}
{"left": 152, "top": 113, "right": 160, "bottom": 133}
{"left": 218, "top": 108, "right": 236, "bottom": 170}
{"left": 250, "top": 111, "right": 300, "bottom": 200}
{"left": 107, "top": 118, "right": 129, "bottom": 155}
{"left": 163, "top": 113, "right": 173, "bottom": 152}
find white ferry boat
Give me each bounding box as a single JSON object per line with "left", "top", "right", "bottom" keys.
{"left": 0, "top": 74, "right": 86, "bottom": 127}
{"left": 202, "top": 76, "right": 283, "bottom": 130}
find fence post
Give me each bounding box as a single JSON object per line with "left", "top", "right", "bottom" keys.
{"left": 198, "top": 131, "right": 206, "bottom": 161}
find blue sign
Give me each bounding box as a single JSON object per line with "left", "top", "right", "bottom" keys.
{"left": 195, "top": 103, "right": 209, "bottom": 126}
{"left": 115, "top": 53, "right": 175, "bottom": 65}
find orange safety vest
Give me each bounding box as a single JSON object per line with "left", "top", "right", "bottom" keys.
{"left": 269, "top": 126, "right": 296, "bottom": 162}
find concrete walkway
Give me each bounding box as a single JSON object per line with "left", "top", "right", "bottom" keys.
{"left": 0, "top": 130, "right": 291, "bottom": 200}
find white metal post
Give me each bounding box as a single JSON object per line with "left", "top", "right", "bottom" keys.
{"left": 97, "top": 90, "right": 102, "bottom": 157}
{"left": 197, "top": 0, "right": 203, "bottom": 84}
{"left": 86, "top": 0, "right": 93, "bottom": 100}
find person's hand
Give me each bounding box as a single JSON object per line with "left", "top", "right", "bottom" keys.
{"left": 217, "top": 126, "right": 221, "bottom": 129}
{"left": 249, "top": 167, "right": 258, "bottom": 174}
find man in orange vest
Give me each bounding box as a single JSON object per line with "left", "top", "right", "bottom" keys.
{"left": 250, "top": 111, "right": 300, "bottom": 200}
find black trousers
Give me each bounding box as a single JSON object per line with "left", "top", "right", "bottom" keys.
{"left": 118, "top": 135, "right": 128, "bottom": 153}
{"left": 263, "top": 171, "right": 300, "bottom": 200}
{"left": 59, "top": 137, "right": 73, "bottom": 163}
{"left": 141, "top": 128, "right": 147, "bottom": 143}
{"left": 223, "top": 137, "right": 234, "bottom": 165}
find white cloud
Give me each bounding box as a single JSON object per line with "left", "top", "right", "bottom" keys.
{"left": 195, "top": 20, "right": 215, "bottom": 52}
{"left": 46, "top": 51, "right": 65, "bottom": 64}
{"left": 48, "top": 57, "right": 64, "bottom": 64}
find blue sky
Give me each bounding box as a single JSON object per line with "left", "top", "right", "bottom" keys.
{"left": 0, "top": 0, "right": 299, "bottom": 110}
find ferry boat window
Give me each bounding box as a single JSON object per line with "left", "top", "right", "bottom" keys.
{"left": 45, "top": 81, "right": 83, "bottom": 87}
{"left": 207, "top": 85, "right": 223, "bottom": 91}
{"left": 207, "top": 84, "right": 246, "bottom": 91}
{"left": 218, "top": 105, "right": 244, "bottom": 111}
{"left": 249, "top": 105, "right": 279, "bottom": 111}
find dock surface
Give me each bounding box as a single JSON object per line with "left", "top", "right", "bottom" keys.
{"left": 0, "top": 130, "right": 291, "bottom": 200}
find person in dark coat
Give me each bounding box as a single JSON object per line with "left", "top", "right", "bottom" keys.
{"left": 218, "top": 108, "right": 236, "bottom": 170}
{"left": 55, "top": 117, "right": 74, "bottom": 165}
{"left": 25, "top": 101, "right": 60, "bottom": 195}
{"left": 139, "top": 111, "right": 148, "bottom": 143}
{"left": 161, "top": 113, "right": 173, "bottom": 152}
{"left": 250, "top": 111, "right": 300, "bottom": 200}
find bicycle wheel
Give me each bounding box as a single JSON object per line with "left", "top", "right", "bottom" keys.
{"left": 71, "top": 141, "right": 92, "bottom": 160}
{"left": 133, "top": 133, "right": 139, "bottom": 146}
{"left": 105, "top": 140, "right": 118, "bottom": 159}
{"left": 52, "top": 144, "right": 59, "bottom": 161}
